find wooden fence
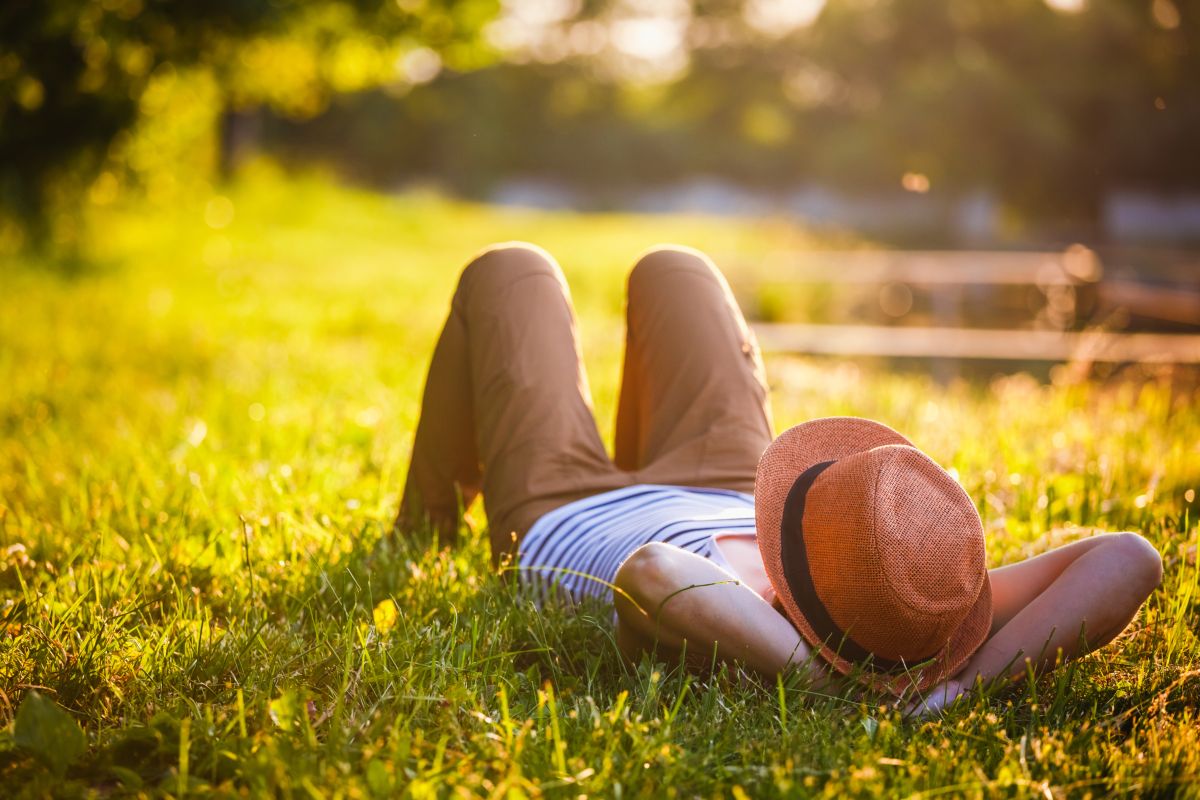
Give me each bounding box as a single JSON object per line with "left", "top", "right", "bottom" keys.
{"left": 739, "top": 249, "right": 1200, "bottom": 364}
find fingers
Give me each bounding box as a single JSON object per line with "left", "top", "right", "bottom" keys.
{"left": 900, "top": 678, "right": 967, "bottom": 719}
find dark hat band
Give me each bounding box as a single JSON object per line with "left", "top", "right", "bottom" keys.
{"left": 779, "top": 460, "right": 939, "bottom": 672}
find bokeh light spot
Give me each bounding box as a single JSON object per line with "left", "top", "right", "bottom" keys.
{"left": 901, "top": 172, "right": 930, "bottom": 193}
{"left": 879, "top": 282, "right": 913, "bottom": 317}
{"left": 186, "top": 420, "right": 208, "bottom": 447}
{"left": 1152, "top": 0, "right": 1181, "bottom": 29}
{"left": 1044, "top": 0, "right": 1086, "bottom": 13}
{"left": 397, "top": 47, "right": 442, "bottom": 84}
{"left": 205, "top": 196, "right": 235, "bottom": 229}
{"left": 744, "top": 0, "right": 825, "bottom": 37}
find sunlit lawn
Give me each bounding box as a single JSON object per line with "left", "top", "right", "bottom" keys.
{"left": 2, "top": 170, "right": 1198, "bottom": 797}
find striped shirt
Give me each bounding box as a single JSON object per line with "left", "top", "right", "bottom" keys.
{"left": 516, "top": 484, "right": 757, "bottom": 606}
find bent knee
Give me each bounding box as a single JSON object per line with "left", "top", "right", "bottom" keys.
{"left": 457, "top": 241, "right": 564, "bottom": 300}
{"left": 627, "top": 244, "right": 721, "bottom": 294}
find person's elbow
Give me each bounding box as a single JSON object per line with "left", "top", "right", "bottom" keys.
{"left": 613, "top": 542, "right": 685, "bottom": 618}
{"left": 1108, "top": 531, "right": 1163, "bottom": 599}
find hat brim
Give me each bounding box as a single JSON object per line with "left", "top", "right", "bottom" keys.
{"left": 755, "top": 417, "right": 992, "bottom": 695}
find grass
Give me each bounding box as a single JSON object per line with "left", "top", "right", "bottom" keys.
{"left": 1, "top": 169, "right": 1198, "bottom": 797}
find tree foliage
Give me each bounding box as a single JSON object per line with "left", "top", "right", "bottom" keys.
{"left": 3, "top": 0, "right": 1196, "bottom": 249}
{"left": 0, "top": 0, "right": 497, "bottom": 250}
{"left": 268, "top": 0, "right": 1200, "bottom": 234}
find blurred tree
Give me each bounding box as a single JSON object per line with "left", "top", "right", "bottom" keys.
{"left": 661, "top": 0, "right": 1200, "bottom": 232}
{"left": 264, "top": 0, "right": 1199, "bottom": 239}
{"left": 4, "top": 0, "right": 1196, "bottom": 249}
{"left": 0, "top": 0, "right": 498, "bottom": 253}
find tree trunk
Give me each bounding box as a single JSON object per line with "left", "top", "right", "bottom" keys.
{"left": 218, "top": 106, "right": 263, "bottom": 178}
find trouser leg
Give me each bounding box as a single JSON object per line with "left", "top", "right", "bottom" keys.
{"left": 399, "top": 243, "right": 629, "bottom": 564}
{"left": 614, "top": 245, "right": 773, "bottom": 492}
{"left": 397, "top": 272, "right": 483, "bottom": 543}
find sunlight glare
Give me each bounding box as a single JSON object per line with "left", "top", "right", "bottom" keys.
{"left": 611, "top": 16, "right": 684, "bottom": 61}
{"left": 744, "top": 0, "right": 826, "bottom": 36}
{"left": 901, "top": 172, "right": 930, "bottom": 193}
{"left": 397, "top": 47, "right": 442, "bottom": 84}
{"left": 1043, "top": 0, "right": 1086, "bottom": 14}
{"left": 1152, "top": 0, "right": 1181, "bottom": 30}
{"left": 567, "top": 20, "right": 608, "bottom": 56}
{"left": 502, "top": 0, "right": 581, "bottom": 26}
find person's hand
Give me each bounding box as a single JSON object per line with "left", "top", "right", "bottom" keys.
{"left": 902, "top": 677, "right": 967, "bottom": 719}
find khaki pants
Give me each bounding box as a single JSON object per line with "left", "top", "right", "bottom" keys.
{"left": 398, "top": 243, "right": 774, "bottom": 565}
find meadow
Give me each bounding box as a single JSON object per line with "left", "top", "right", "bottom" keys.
{"left": 1, "top": 170, "right": 1198, "bottom": 797}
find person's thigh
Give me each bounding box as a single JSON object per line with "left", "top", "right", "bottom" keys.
{"left": 457, "top": 243, "right": 630, "bottom": 560}
{"left": 615, "top": 246, "right": 773, "bottom": 492}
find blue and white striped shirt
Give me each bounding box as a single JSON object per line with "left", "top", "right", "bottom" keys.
{"left": 516, "top": 484, "right": 757, "bottom": 606}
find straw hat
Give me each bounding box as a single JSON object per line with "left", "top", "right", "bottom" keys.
{"left": 755, "top": 417, "right": 992, "bottom": 694}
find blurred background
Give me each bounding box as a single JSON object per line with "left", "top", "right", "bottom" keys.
{"left": 3, "top": 0, "right": 1199, "bottom": 374}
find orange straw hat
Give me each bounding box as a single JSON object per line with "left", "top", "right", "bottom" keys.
{"left": 755, "top": 417, "right": 992, "bottom": 695}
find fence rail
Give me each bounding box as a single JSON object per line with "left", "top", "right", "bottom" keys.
{"left": 754, "top": 249, "right": 1091, "bottom": 285}
{"left": 752, "top": 323, "right": 1200, "bottom": 363}
{"left": 739, "top": 248, "right": 1200, "bottom": 364}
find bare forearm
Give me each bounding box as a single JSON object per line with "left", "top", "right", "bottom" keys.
{"left": 909, "top": 532, "right": 1161, "bottom": 717}
{"left": 987, "top": 533, "right": 1116, "bottom": 632}
{"left": 959, "top": 532, "right": 1161, "bottom": 686}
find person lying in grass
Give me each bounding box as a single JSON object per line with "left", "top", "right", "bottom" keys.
{"left": 396, "top": 242, "right": 1163, "bottom": 713}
